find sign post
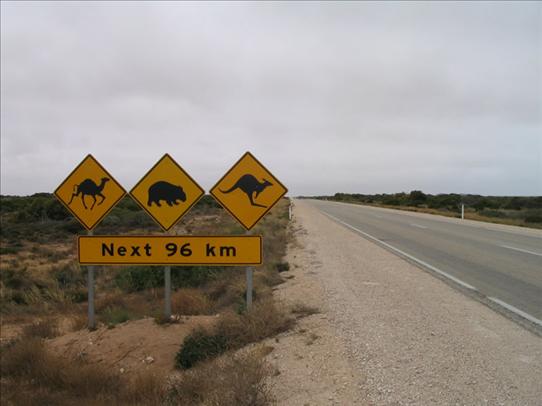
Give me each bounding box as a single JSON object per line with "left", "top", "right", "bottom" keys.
{"left": 164, "top": 264, "right": 171, "bottom": 319}
{"left": 210, "top": 152, "right": 288, "bottom": 310}
{"left": 87, "top": 229, "right": 95, "bottom": 329}
{"left": 54, "top": 155, "right": 126, "bottom": 329}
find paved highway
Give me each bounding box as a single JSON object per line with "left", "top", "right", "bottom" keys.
{"left": 304, "top": 199, "right": 542, "bottom": 326}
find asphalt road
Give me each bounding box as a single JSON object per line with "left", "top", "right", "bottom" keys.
{"left": 303, "top": 199, "right": 542, "bottom": 326}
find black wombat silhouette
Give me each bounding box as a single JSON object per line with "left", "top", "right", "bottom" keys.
{"left": 68, "top": 177, "right": 110, "bottom": 210}
{"left": 148, "top": 181, "right": 186, "bottom": 207}
{"left": 220, "top": 174, "right": 272, "bottom": 208}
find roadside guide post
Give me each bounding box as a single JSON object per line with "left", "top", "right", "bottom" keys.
{"left": 210, "top": 152, "right": 288, "bottom": 310}
{"left": 54, "top": 155, "right": 126, "bottom": 330}
{"left": 461, "top": 204, "right": 465, "bottom": 220}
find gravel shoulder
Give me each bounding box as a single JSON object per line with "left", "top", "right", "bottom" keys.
{"left": 267, "top": 200, "right": 542, "bottom": 405}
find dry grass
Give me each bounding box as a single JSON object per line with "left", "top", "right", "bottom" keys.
{"left": 172, "top": 288, "right": 213, "bottom": 315}
{"left": 0, "top": 337, "right": 167, "bottom": 405}
{"left": 216, "top": 299, "right": 294, "bottom": 349}
{"left": 169, "top": 351, "right": 272, "bottom": 405}
{"left": 290, "top": 302, "right": 320, "bottom": 319}
{"left": 21, "top": 318, "right": 59, "bottom": 339}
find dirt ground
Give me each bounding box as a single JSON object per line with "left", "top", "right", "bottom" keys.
{"left": 265, "top": 200, "right": 542, "bottom": 405}
{"left": 47, "top": 316, "right": 217, "bottom": 376}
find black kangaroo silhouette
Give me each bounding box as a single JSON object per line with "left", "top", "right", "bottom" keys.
{"left": 220, "top": 174, "right": 272, "bottom": 208}
{"left": 68, "top": 177, "right": 110, "bottom": 210}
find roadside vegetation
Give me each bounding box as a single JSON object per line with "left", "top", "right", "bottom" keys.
{"left": 305, "top": 191, "right": 542, "bottom": 229}
{"left": 0, "top": 192, "right": 293, "bottom": 405}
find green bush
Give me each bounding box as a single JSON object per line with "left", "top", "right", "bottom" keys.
{"left": 175, "top": 329, "right": 229, "bottom": 369}
{"left": 115, "top": 266, "right": 220, "bottom": 293}
{"left": 52, "top": 263, "right": 84, "bottom": 288}
{"left": 479, "top": 209, "right": 507, "bottom": 218}
{"left": 102, "top": 307, "right": 132, "bottom": 326}
{"left": 115, "top": 266, "right": 163, "bottom": 292}
{"left": 276, "top": 262, "right": 290, "bottom": 273}
{"left": 525, "top": 215, "right": 542, "bottom": 223}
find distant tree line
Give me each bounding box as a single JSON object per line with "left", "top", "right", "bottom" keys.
{"left": 300, "top": 191, "right": 542, "bottom": 224}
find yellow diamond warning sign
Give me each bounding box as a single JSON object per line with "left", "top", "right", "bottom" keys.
{"left": 210, "top": 152, "right": 288, "bottom": 230}
{"left": 54, "top": 155, "right": 126, "bottom": 230}
{"left": 130, "top": 154, "right": 204, "bottom": 231}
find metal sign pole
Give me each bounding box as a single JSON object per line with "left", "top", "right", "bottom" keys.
{"left": 246, "top": 229, "right": 253, "bottom": 310}
{"left": 87, "top": 229, "right": 95, "bottom": 330}
{"left": 164, "top": 228, "right": 173, "bottom": 320}
{"left": 246, "top": 266, "right": 253, "bottom": 310}
{"left": 164, "top": 265, "right": 171, "bottom": 319}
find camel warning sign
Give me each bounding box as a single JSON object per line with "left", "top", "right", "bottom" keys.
{"left": 54, "top": 155, "right": 126, "bottom": 230}
{"left": 210, "top": 152, "right": 288, "bottom": 230}
{"left": 130, "top": 154, "right": 204, "bottom": 231}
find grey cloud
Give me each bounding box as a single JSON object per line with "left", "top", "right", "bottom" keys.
{"left": 1, "top": 1, "right": 540, "bottom": 196}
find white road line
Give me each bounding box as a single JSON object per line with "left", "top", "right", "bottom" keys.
{"left": 488, "top": 297, "right": 542, "bottom": 327}
{"left": 321, "top": 211, "right": 542, "bottom": 329}
{"left": 500, "top": 245, "right": 542, "bottom": 257}
{"left": 321, "top": 211, "right": 477, "bottom": 291}
{"left": 410, "top": 223, "right": 428, "bottom": 229}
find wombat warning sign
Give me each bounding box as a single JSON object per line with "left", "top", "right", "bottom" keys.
{"left": 130, "top": 154, "right": 204, "bottom": 231}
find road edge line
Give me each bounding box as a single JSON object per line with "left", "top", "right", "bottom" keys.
{"left": 488, "top": 297, "right": 542, "bottom": 328}
{"left": 321, "top": 211, "right": 478, "bottom": 291}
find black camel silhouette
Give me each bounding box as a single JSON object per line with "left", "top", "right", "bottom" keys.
{"left": 220, "top": 174, "right": 272, "bottom": 208}
{"left": 68, "top": 177, "right": 110, "bottom": 210}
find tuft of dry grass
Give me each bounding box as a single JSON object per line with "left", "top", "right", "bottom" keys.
{"left": 21, "top": 318, "right": 59, "bottom": 339}
{"left": 169, "top": 351, "right": 272, "bottom": 405}
{"left": 172, "top": 288, "right": 212, "bottom": 315}
{"left": 290, "top": 303, "right": 320, "bottom": 319}
{"left": 217, "top": 299, "right": 294, "bottom": 349}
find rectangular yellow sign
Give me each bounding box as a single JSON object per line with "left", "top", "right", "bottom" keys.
{"left": 78, "top": 235, "right": 262, "bottom": 265}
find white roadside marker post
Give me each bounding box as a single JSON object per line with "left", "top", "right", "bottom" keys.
{"left": 289, "top": 201, "right": 292, "bottom": 220}
{"left": 461, "top": 204, "right": 465, "bottom": 220}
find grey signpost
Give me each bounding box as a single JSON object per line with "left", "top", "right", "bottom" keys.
{"left": 87, "top": 229, "right": 95, "bottom": 329}
{"left": 246, "top": 229, "right": 253, "bottom": 309}
{"left": 164, "top": 265, "right": 171, "bottom": 319}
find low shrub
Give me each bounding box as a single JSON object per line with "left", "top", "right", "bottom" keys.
{"left": 101, "top": 306, "right": 133, "bottom": 327}
{"left": 175, "top": 299, "right": 293, "bottom": 369}
{"left": 175, "top": 329, "right": 229, "bottom": 369}
{"left": 115, "top": 266, "right": 220, "bottom": 293}
{"left": 525, "top": 215, "right": 542, "bottom": 223}
{"left": 276, "top": 262, "right": 290, "bottom": 273}
{"left": 172, "top": 288, "right": 212, "bottom": 315}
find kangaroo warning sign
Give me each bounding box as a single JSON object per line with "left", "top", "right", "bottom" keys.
{"left": 130, "top": 154, "right": 204, "bottom": 231}
{"left": 210, "top": 152, "right": 288, "bottom": 230}
{"left": 55, "top": 155, "right": 126, "bottom": 230}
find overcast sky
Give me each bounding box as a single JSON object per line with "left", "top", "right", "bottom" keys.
{"left": 1, "top": 1, "right": 541, "bottom": 196}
